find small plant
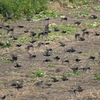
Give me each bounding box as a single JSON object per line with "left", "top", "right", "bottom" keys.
{"left": 66, "top": 73, "right": 75, "bottom": 76}
{"left": 61, "top": 86, "right": 64, "bottom": 88}
{"left": 84, "top": 53, "right": 90, "bottom": 56}
{"left": 30, "top": 68, "right": 35, "bottom": 71}
{"left": 94, "top": 74, "right": 100, "bottom": 80}
{"left": 35, "top": 69, "right": 46, "bottom": 77}
{"left": 76, "top": 71, "right": 81, "bottom": 75}
{"left": 0, "top": 58, "right": 11, "bottom": 63}
{"left": 47, "top": 64, "right": 56, "bottom": 67}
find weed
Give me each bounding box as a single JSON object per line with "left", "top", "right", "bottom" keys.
{"left": 76, "top": 71, "right": 81, "bottom": 75}
{"left": 30, "top": 68, "right": 35, "bottom": 71}
{"left": 47, "top": 64, "right": 56, "bottom": 67}
{"left": 84, "top": 53, "right": 90, "bottom": 56}
{"left": 66, "top": 73, "right": 75, "bottom": 76}
{"left": 61, "top": 86, "right": 64, "bottom": 88}
{"left": 0, "top": 58, "right": 11, "bottom": 63}
{"left": 94, "top": 74, "right": 100, "bottom": 80}
{"left": 35, "top": 69, "right": 46, "bottom": 77}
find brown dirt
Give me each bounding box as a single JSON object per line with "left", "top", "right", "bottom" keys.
{"left": 0, "top": 1, "right": 100, "bottom": 100}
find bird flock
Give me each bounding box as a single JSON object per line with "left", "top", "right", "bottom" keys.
{"left": 0, "top": 11, "right": 100, "bottom": 99}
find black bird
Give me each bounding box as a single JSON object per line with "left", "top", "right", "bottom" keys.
{"left": 76, "top": 86, "right": 83, "bottom": 92}
{"left": 62, "top": 30, "right": 66, "bottom": 33}
{"left": 11, "top": 53, "right": 18, "bottom": 63}
{"left": 6, "top": 13, "right": 14, "bottom": 19}
{"left": 54, "top": 56, "right": 60, "bottom": 61}
{"left": 30, "top": 31, "right": 37, "bottom": 37}
{"left": 89, "top": 56, "right": 95, "bottom": 61}
{"left": 59, "top": 41, "right": 65, "bottom": 47}
{"left": 55, "top": 69, "right": 61, "bottom": 73}
{"left": 81, "top": 28, "right": 87, "bottom": 32}
{"left": 33, "top": 9, "right": 39, "bottom": 14}
{"left": 16, "top": 44, "right": 22, "bottom": 47}
{"left": 38, "top": 31, "right": 48, "bottom": 39}
{"left": 11, "top": 83, "right": 17, "bottom": 86}
{"left": 80, "top": 67, "right": 90, "bottom": 73}
{"left": 62, "top": 59, "right": 69, "bottom": 64}
{"left": 45, "top": 42, "right": 50, "bottom": 45}
{"left": 6, "top": 40, "right": 13, "bottom": 46}
{"left": 28, "top": 52, "right": 36, "bottom": 61}
{"left": 71, "top": 67, "right": 78, "bottom": 74}
{"left": 34, "top": 81, "right": 43, "bottom": 88}
{"left": 61, "top": 17, "right": 67, "bottom": 22}
{"left": 26, "top": 16, "right": 31, "bottom": 21}
{"left": 73, "top": 20, "right": 82, "bottom": 25}
{"left": 75, "top": 58, "right": 81, "bottom": 62}
{"left": 30, "top": 37, "right": 37, "bottom": 43}
{"left": 54, "top": 27, "right": 60, "bottom": 31}
{"left": 37, "top": 42, "right": 44, "bottom": 49}
{"left": 66, "top": 47, "right": 76, "bottom": 53}
{"left": 69, "top": 88, "right": 76, "bottom": 96}
{"left": 79, "top": 37, "right": 85, "bottom": 41}
{"left": 0, "top": 42, "right": 4, "bottom": 46}
{"left": 15, "top": 81, "right": 23, "bottom": 89}
{"left": 51, "top": 77, "right": 59, "bottom": 82}
{"left": 1, "top": 95, "right": 6, "bottom": 99}
{"left": 14, "top": 63, "right": 21, "bottom": 68}
{"left": 82, "top": 31, "right": 89, "bottom": 38}
{"left": 6, "top": 27, "right": 14, "bottom": 35}
{"left": 45, "top": 83, "right": 52, "bottom": 87}
{"left": 26, "top": 45, "right": 33, "bottom": 52}
{"left": 24, "top": 27, "right": 31, "bottom": 33}
{"left": 43, "top": 48, "right": 53, "bottom": 56}
{"left": 94, "top": 32, "right": 99, "bottom": 36}
{"left": 61, "top": 75, "right": 68, "bottom": 81}
{"left": 90, "top": 15, "right": 97, "bottom": 19}
{"left": 43, "top": 59, "right": 52, "bottom": 62}
{"left": 12, "top": 34, "right": 21, "bottom": 40}
{"left": 18, "top": 25, "right": 24, "bottom": 28}
{"left": 75, "top": 33, "right": 80, "bottom": 41}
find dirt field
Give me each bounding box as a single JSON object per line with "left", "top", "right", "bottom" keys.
{"left": 0, "top": 1, "right": 100, "bottom": 100}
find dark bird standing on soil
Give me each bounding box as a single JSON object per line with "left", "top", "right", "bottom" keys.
{"left": 51, "top": 77, "right": 59, "bottom": 82}
{"left": 59, "top": 41, "right": 65, "bottom": 47}
{"left": 28, "top": 52, "right": 36, "bottom": 61}
{"left": 37, "top": 42, "right": 44, "bottom": 49}
{"left": 54, "top": 27, "right": 60, "bottom": 31}
{"left": 76, "top": 86, "right": 83, "bottom": 92}
{"left": 73, "top": 20, "right": 82, "bottom": 25}
{"left": 30, "top": 36, "right": 37, "bottom": 43}
{"left": 12, "top": 34, "right": 21, "bottom": 40}
{"left": 11, "top": 53, "right": 18, "bottom": 63}
{"left": 54, "top": 56, "right": 60, "bottom": 61}
{"left": 15, "top": 81, "right": 23, "bottom": 89}
{"left": 43, "top": 59, "right": 52, "bottom": 62}
{"left": 80, "top": 67, "right": 90, "bottom": 73}
{"left": 43, "top": 48, "right": 53, "bottom": 56}
{"left": 89, "top": 56, "right": 95, "bottom": 61}
{"left": 69, "top": 88, "right": 76, "bottom": 96}
{"left": 82, "top": 31, "right": 89, "bottom": 38}
{"left": 26, "top": 44, "right": 33, "bottom": 52}
{"left": 14, "top": 63, "right": 21, "bottom": 68}
{"left": 1, "top": 95, "right": 6, "bottom": 99}
{"left": 66, "top": 47, "right": 76, "bottom": 53}
{"left": 62, "top": 59, "right": 69, "bottom": 65}
{"left": 26, "top": 16, "right": 31, "bottom": 21}
{"left": 94, "top": 32, "right": 100, "bottom": 36}
{"left": 90, "top": 15, "right": 97, "bottom": 19}
{"left": 6, "top": 40, "right": 13, "bottom": 46}
{"left": 71, "top": 67, "right": 78, "bottom": 74}
{"left": 62, "top": 30, "right": 66, "bottom": 33}
{"left": 78, "top": 37, "right": 85, "bottom": 41}
{"left": 75, "top": 33, "right": 80, "bottom": 41}
{"left": 75, "top": 58, "right": 81, "bottom": 63}
{"left": 30, "top": 31, "right": 37, "bottom": 37}
{"left": 34, "top": 81, "right": 43, "bottom": 88}
{"left": 45, "top": 82, "right": 52, "bottom": 87}
{"left": 61, "top": 75, "right": 68, "bottom": 81}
